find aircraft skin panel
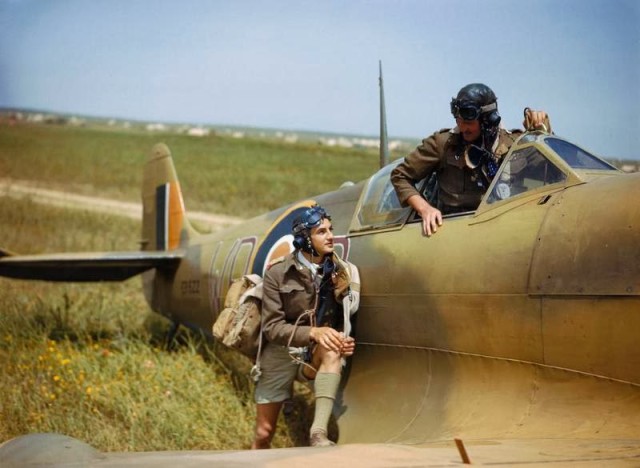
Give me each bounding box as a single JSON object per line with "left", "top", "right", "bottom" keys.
{"left": 164, "top": 244, "right": 206, "bottom": 330}
{"left": 529, "top": 172, "right": 640, "bottom": 296}
{"left": 368, "top": 201, "right": 549, "bottom": 296}
{"left": 338, "top": 346, "right": 640, "bottom": 445}
{"left": 541, "top": 296, "right": 640, "bottom": 384}
{"left": 346, "top": 196, "right": 549, "bottom": 363}
{"left": 356, "top": 293, "right": 543, "bottom": 363}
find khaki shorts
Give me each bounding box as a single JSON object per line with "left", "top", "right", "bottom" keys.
{"left": 254, "top": 343, "right": 309, "bottom": 404}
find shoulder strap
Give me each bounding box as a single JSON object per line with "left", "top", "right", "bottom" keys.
{"left": 245, "top": 273, "right": 265, "bottom": 383}
{"left": 250, "top": 328, "right": 265, "bottom": 382}
{"left": 239, "top": 274, "right": 263, "bottom": 304}
{"left": 341, "top": 261, "right": 360, "bottom": 339}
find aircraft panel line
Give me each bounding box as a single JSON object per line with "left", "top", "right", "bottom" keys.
{"left": 356, "top": 341, "right": 640, "bottom": 388}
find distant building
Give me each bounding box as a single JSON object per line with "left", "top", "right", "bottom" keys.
{"left": 621, "top": 163, "right": 639, "bottom": 173}
{"left": 68, "top": 116, "right": 85, "bottom": 126}
{"left": 187, "top": 127, "right": 210, "bottom": 137}
{"left": 146, "top": 123, "right": 167, "bottom": 132}
{"left": 283, "top": 134, "right": 298, "bottom": 144}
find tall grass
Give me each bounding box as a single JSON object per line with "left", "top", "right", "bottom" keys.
{"left": 0, "top": 123, "right": 379, "bottom": 218}
{"left": 0, "top": 197, "right": 310, "bottom": 450}
{"left": 0, "top": 122, "right": 362, "bottom": 450}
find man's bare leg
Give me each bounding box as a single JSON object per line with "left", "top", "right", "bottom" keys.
{"left": 252, "top": 401, "right": 283, "bottom": 449}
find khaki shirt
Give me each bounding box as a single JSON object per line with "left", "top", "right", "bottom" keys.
{"left": 390, "top": 128, "right": 521, "bottom": 212}
{"left": 261, "top": 253, "right": 317, "bottom": 347}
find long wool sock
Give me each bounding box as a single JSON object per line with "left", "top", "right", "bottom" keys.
{"left": 310, "top": 372, "right": 341, "bottom": 433}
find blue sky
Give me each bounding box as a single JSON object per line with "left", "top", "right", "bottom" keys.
{"left": 1, "top": 0, "right": 638, "bottom": 158}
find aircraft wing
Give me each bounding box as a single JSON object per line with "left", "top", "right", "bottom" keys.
{"left": 0, "top": 250, "right": 183, "bottom": 282}
{"left": 1, "top": 433, "right": 640, "bottom": 467}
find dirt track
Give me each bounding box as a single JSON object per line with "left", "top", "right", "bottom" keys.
{"left": 0, "top": 179, "right": 242, "bottom": 231}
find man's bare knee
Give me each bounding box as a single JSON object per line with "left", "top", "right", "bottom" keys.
{"left": 317, "top": 348, "right": 341, "bottom": 373}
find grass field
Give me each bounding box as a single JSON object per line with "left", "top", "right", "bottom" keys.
{"left": 0, "top": 122, "right": 371, "bottom": 450}
{"left": 0, "top": 122, "right": 380, "bottom": 218}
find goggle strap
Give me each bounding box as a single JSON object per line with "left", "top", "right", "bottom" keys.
{"left": 451, "top": 100, "right": 497, "bottom": 117}
{"left": 479, "top": 102, "right": 497, "bottom": 113}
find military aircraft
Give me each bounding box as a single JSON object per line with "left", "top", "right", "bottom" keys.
{"left": 1, "top": 74, "right": 640, "bottom": 465}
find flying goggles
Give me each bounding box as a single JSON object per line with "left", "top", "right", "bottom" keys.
{"left": 450, "top": 99, "right": 497, "bottom": 121}
{"left": 293, "top": 205, "right": 329, "bottom": 234}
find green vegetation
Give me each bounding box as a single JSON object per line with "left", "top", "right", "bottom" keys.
{"left": 0, "top": 184, "right": 313, "bottom": 450}
{"left": 0, "top": 122, "right": 364, "bottom": 450}
{"left": 0, "top": 123, "right": 378, "bottom": 218}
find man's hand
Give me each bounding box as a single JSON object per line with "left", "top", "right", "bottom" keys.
{"left": 523, "top": 108, "right": 551, "bottom": 133}
{"left": 408, "top": 194, "right": 442, "bottom": 236}
{"left": 310, "top": 326, "right": 343, "bottom": 353}
{"left": 340, "top": 336, "right": 356, "bottom": 357}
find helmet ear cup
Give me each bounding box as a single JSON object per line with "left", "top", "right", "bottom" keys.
{"left": 293, "top": 233, "right": 306, "bottom": 250}
{"left": 483, "top": 110, "right": 501, "bottom": 128}
{"left": 292, "top": 232, "right": 314, "bottom": 254}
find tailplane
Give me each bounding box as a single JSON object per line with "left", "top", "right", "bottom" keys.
{"left": 141, "top": 143, "right": 197, "bottom": 251}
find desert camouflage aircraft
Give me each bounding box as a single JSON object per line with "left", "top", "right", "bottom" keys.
{"left": 1, "top": 78, "right": 640, "bottom": 465}
{"left": 2, "top": 132, "right": 640, "bottom": 466}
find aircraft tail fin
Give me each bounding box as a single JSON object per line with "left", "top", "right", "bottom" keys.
{"left": 141, "top": 143, "right": 196, "bottom": 251}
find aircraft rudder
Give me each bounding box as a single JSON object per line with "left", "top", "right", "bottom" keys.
{"left": 141, "top": 143, "right": 195, "bottom": 251}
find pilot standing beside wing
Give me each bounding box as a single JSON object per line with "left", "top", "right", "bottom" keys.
{"left": 390, "top": 83, "right": 549, "bottom": 236}
{"left": 251, "top": 205, "right": 360, "bottom": 449}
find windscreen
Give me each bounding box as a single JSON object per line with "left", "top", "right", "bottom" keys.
{"left": 487, "top": 146, "right": 566, "bottom": 204}
{"left": 357, "top": 161, "right": 411, "bottom": 228}
{"left": 545, "top": 137, "right": 617, "bottom": 170}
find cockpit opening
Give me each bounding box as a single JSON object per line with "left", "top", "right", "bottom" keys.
{"left": 353, "top": 136, "right": 617, "bottom": 232}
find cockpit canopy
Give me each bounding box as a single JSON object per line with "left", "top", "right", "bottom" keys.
{"left": 486, "top": 135, "right": 617, "bottom": 204}
{"left": 356, "top": 161, "right": 410, "bottom": 230}
{"left": 352, "top": 134, "right": 619, "bottom": 232}
{"left": 486, "top": 144, "right": 566, "bottom": 203}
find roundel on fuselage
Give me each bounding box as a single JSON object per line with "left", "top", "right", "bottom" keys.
{"left": 251, "top": 201, "right": 316, "bottom": 276}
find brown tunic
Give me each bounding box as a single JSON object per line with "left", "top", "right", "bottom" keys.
{"left": 390, "top": 128, "right": 521, "bottom": 212}
{"left": 261, "top": 253, "right": 317, "bottom": 348}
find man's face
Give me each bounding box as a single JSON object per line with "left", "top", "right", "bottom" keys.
{"left": 456, "top": 118, "right": 481, "bottom": 142}
{"left": 310, "top": 218, "right": 334, "bottom": 257}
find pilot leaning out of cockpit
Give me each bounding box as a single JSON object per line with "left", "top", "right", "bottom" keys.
{"left": 390, "top": 83, "right": 549, "bottom": 236}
